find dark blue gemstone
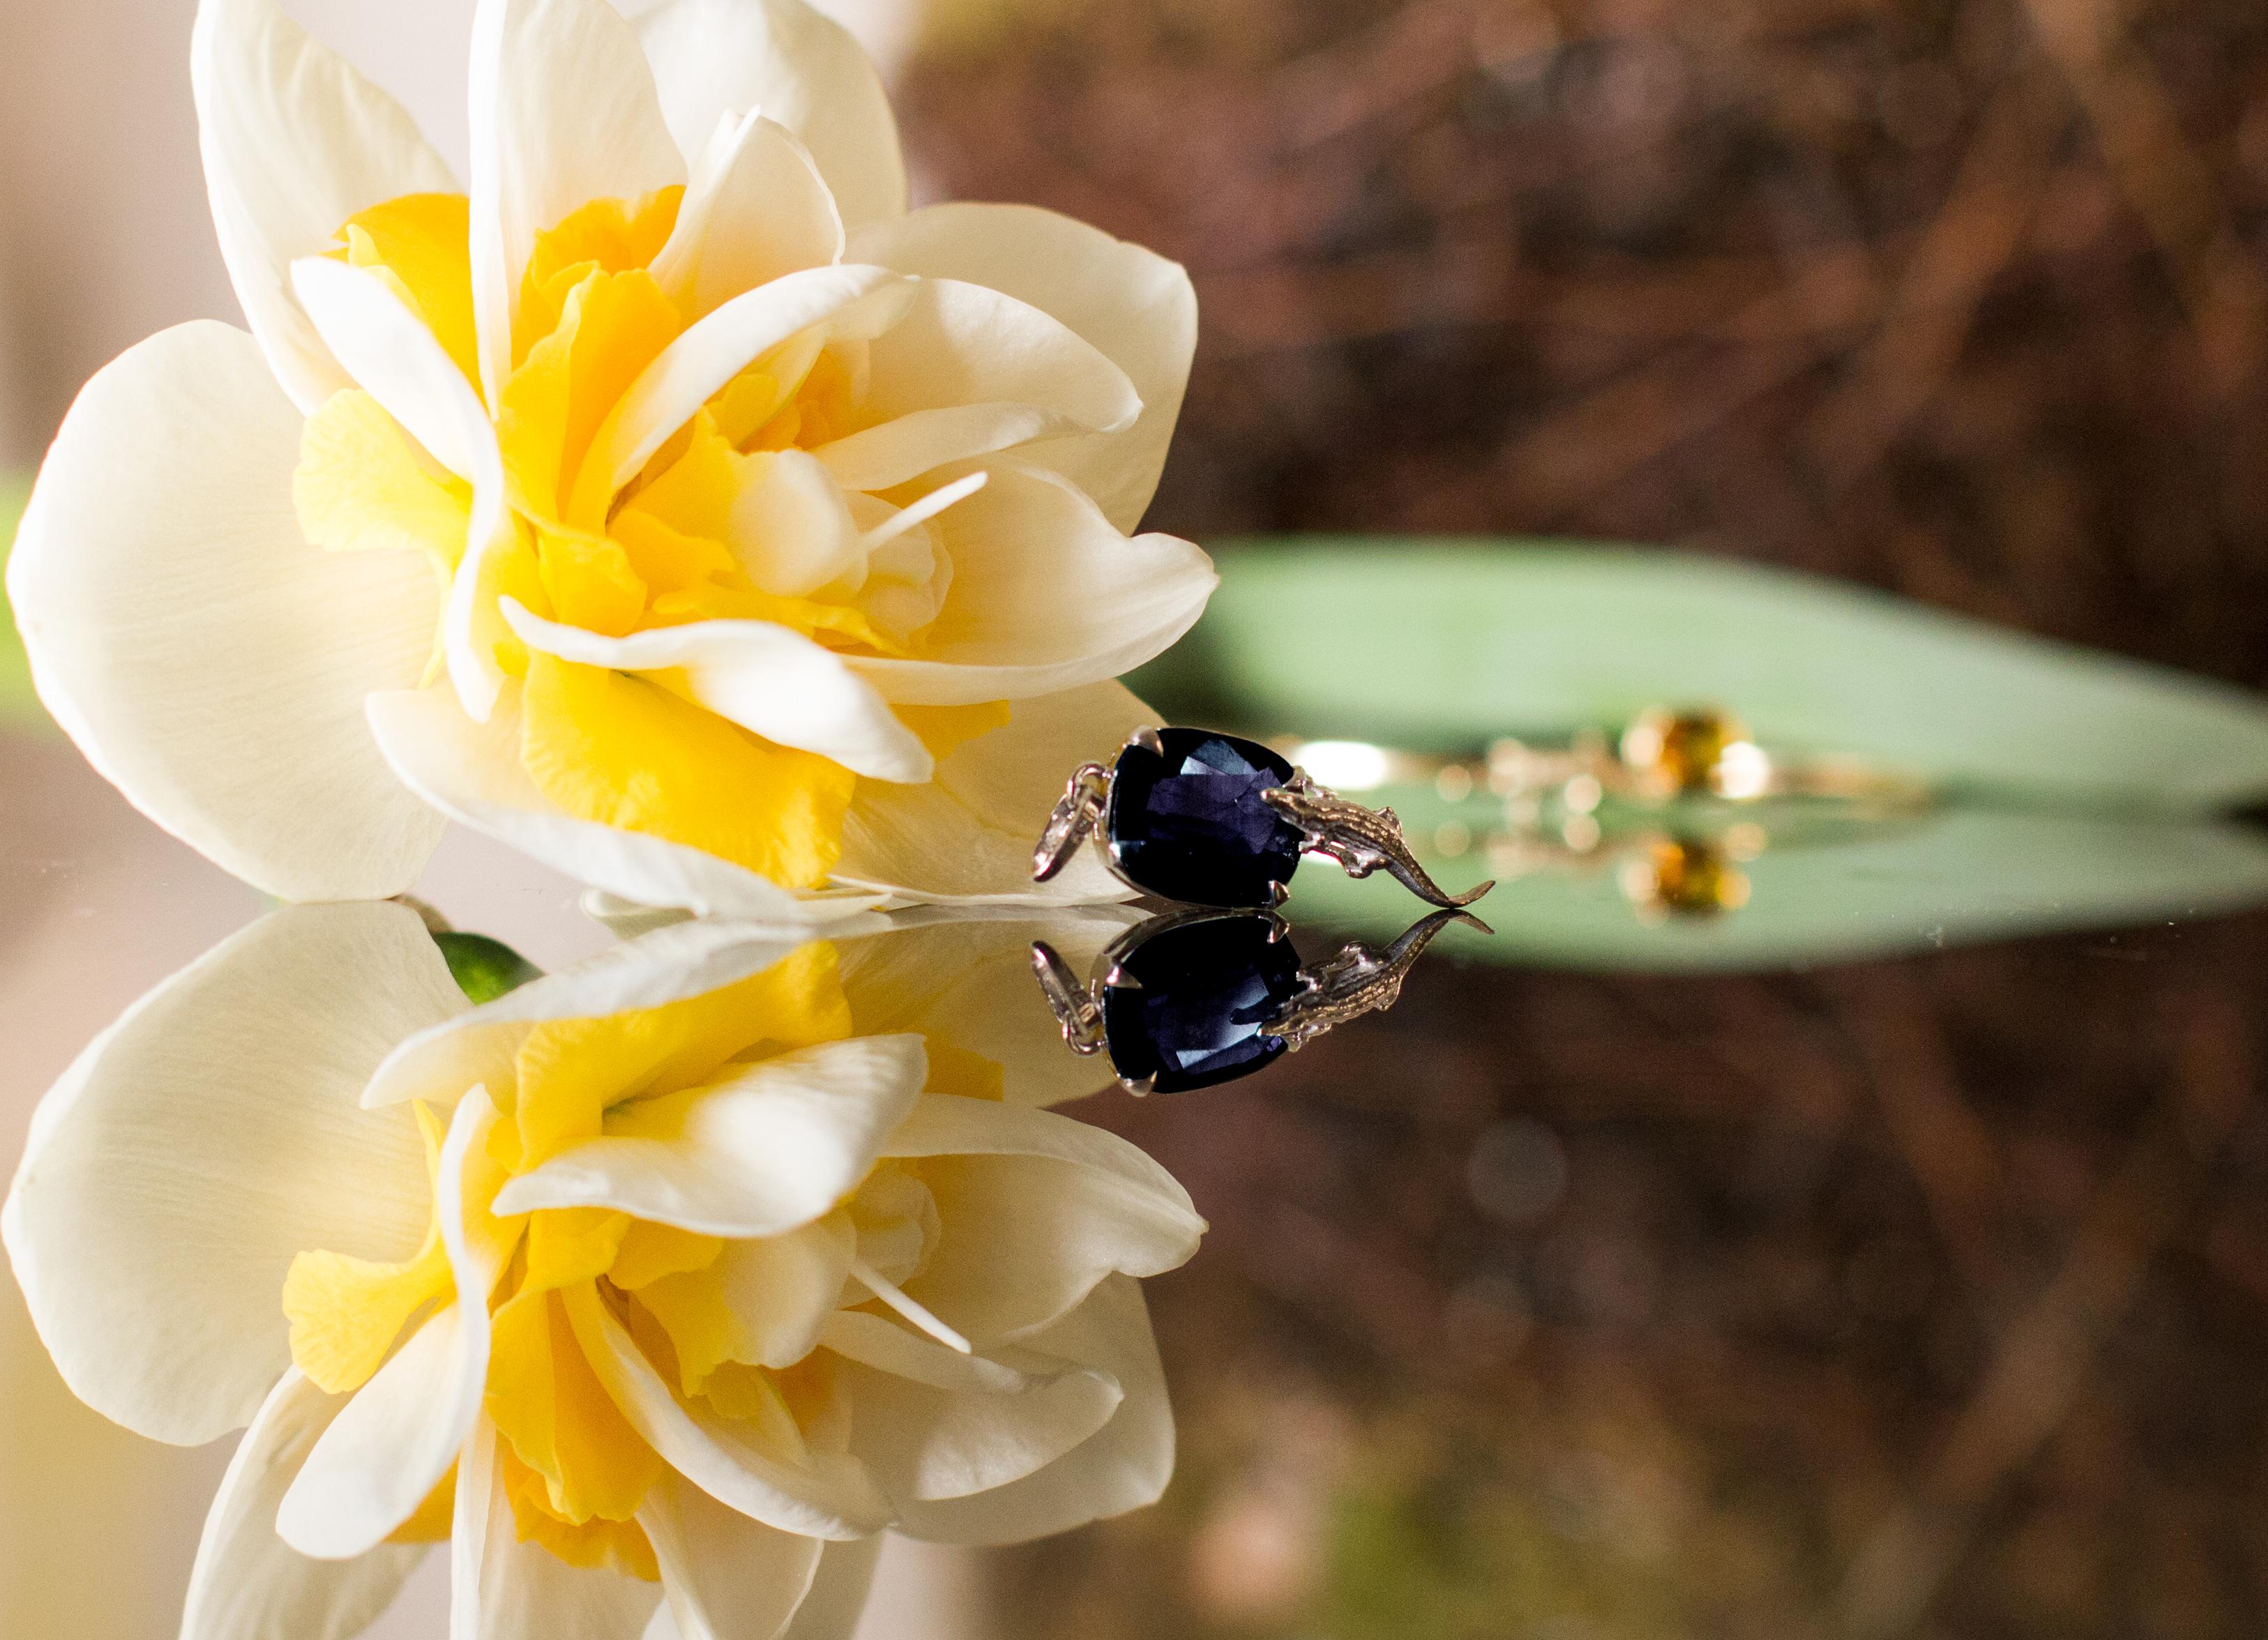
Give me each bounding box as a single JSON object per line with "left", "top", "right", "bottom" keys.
{"left": 1102, "top": 914, "right": 1306, "bottom": 1093}
{"left": 1106, "top": 729, "right": 1303, "bottom": 906}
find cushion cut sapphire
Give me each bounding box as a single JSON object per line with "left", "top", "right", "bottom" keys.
{"left": 1106, "top": 728, "right": 1304, "bottom": 906}
{"left": 1102, "top": 914, "right": 1306, "bottom": 1093}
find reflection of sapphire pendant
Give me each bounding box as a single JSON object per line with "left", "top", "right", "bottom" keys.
{"left": 1032, "top": 726, "right": 1494, "bottom": 910}
{"left": 1031, "top": 906, "right": 1481, "bottom": 1095}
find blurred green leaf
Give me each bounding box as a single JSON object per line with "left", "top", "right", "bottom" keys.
{"left": 1288, "top": 806, "right": 2268, "bottom": 971}
{"left": 1132, "top": 540, "right": 2268, "bottom": 812}
{"left": 0, "top": 472, "right": 31, "bottom": 729}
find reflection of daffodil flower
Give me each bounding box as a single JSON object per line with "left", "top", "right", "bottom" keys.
{"left": 6, "top": 0, "right": 1211, "bottom": 915}
{"left": 3, "top": 903, "right": 1200, "bottom": 1638}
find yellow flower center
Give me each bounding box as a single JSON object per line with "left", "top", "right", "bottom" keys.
{"left": 281, "top": 942, "right": 1006, "bottom": 1575}
{"left": 293, "top": 190, "right": 1008, "bottom": 887}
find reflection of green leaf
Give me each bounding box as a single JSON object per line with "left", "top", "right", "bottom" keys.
{"left": 0, "top": 473, "right": 32, "bottom": 728}
{"left": 432, "top": 932, "right": 543, "bottom": 1002}
{"left": 1132, "top": 542, "right": 2268, "bottom": 811}
{"left": 1289, "top": 807, "right": 2268, "bottom": 971}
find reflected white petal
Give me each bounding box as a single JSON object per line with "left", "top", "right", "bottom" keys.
{"left": 563, "top": 1283, "right": 895, "bottom": 1539}
{"left": 883, "top": 1095, "right": 1204, "bottom": 1346}
{"left": 494, "top": 1036, "right": 927, "bottom": 1236}
{"left": 1, "top": 902, "right": 460, "bottom": 1444}
{"left": 890, "top": 1275, "right": 1173, "bottom": 1544}
{"left": 640, "top": 1468, "right": 824, "bottom": 1640}
{"left": 181, "top": 1369, "right": 426, "bottom": 1640}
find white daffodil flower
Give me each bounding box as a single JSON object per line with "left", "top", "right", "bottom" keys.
{"left": 3, "top": 900, "right": 1201, "bottom": 1640}
{"left": 6, "top": 0, "right": 1213, "bottom": 916}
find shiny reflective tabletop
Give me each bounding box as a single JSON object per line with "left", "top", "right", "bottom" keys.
{"left": 8, "top": 723, "right": 2267, "bottom": 1640}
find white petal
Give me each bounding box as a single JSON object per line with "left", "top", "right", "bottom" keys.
{"left": 882, "top": 1096, "right": 1204, "bottom": 1346}
{"left": 494, "top": 1036, "right": 927, "bottom": 1235}
{"left": 292, "top": 257, "right": 518, "bottom": 722}
{"left": 844, "top": 462, "right": 1214, "bottom": 705}
{"left": 641, "top": 1468, "right": 824, "bottom": 1640}
{"left": 452, "top": 1420, "right": 663, "bottom": 1640}
{"left": 181, "top": 1369, "right": 425, "bottom": 1640}
{"left": 500, "top": 598, "right": 931, "bottom": 782}
{"left": 811, "top": 407, "right": 1069, "bottom": 497}
{"left": 780, "top": 1539, "right": 884, "bottom": 1640}
{"left": 365, "top": 683, "right": 823, "bottom": 920}
{"left": 6, "top": 323, "right": 445, "bottom": 900}
{"left": 573, "top": 265, "right": 906, "bottom": 520}
{"left": 852, "top": 204, "right": 1197, "bottom": 531}
{"left": 1, "top": 902, "right": 462, "bottom": 1445}
{"left": 191, "top": 0, "right": 459, "bottom": 413}
{"left": 278, "top": 1088, "right": 504, "bottom": 1559}
{"left": 811, "top": 280, "right": 1141, "bottom": 494}
{"left": 728, "top": 447, "right": 867, "bottom": 599}
{"left": 278, "top": 1307, "right": 472, "bottom": 1561}
{"left": 889, "top": 1275, "right": 1173, "bottom": 1544}
{"left": 361, "top": 918, "right": 878, "bottom": 1111}
{"left": 822, "top": 1312, "right": 1121, "bottom": 1505}
{"left": 562, "top": 1284, "right": 895, "bottom": 1539}
{"left": 832, "top": 681, "right": 1153, "bottom": 905}
{"left": 709, "top": 1217, "right": 857, "bottom": 1369}
{"left": 291, "top": 259, "right": 491, "bottom": 483}
{"left": 834, "top": 907, "right": 1142, "bottom": 1107}
{"left": 637, "top": 0, "right": 906, "bottom": 231}
{"left": 468, "top": 0, "right": 687, "bottom": 402}
{"left": 652, "top": 112, "right": 845, "bottom": 317}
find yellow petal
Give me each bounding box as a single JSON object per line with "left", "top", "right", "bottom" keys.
{"left": 517, "top": 188, "right": 685, "bottom": 366}
{"left": 610, "top": 508, "right": 738, "bottom": 600}
{"left": 295, "top": 388, "right": 471, "bottom": 574}
{"left": 898, "top": 701, "right": 1013, "bottom": 764}
{"left": 518, "top": 651, "right": 854, "bottom": 890}
{"left": 619, "top": 410, "right": 739, "bottom": 542}
{"left": 498, "top": 267, "right": 684, "bottom": 529}
{"left": 535, "top": 526, "right": 648, "bottom": 637}
{"left": 923, "top": 1038, "right": 1006, "bottom": 1102}
{"left": 502, "top": 1450, "right": 660, "bottom": 1579}
{"left": 698, "top": 1361, "right": 811, "bottom": 1461}
{"left": 282, "top": 1101, "right": 453, "bottom": 1395}
{"left": 525, "top": 1207, "right": 633, "bottom": 1293}
{"left": 487, "top": 1284, "right": 663, "bottom": 1525}
{"left": 280, "top": 1238, "right": 453, "bottom": 1395}
{"left": 339, "top": 192, "right": 480, "bottom": 389}
{"left": 388, "top": 1462, "right": 459, "bottom": 1544}
{"left": 609, "top": 1221, "right": 726, "bottom": 1291}
{"left": 633, "top": 1263, "right": 746, "bottom": 1396}
{"left": 508, "top": 939, "right": 853, "bottom": 1167}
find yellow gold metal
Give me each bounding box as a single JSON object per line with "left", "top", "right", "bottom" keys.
{"left": 1271, "top": 704, "right": 1930, "bottom": 813}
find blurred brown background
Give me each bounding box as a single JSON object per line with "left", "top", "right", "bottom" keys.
{"left": 899, "top": 0, "right": 2268, "bottom": 685}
